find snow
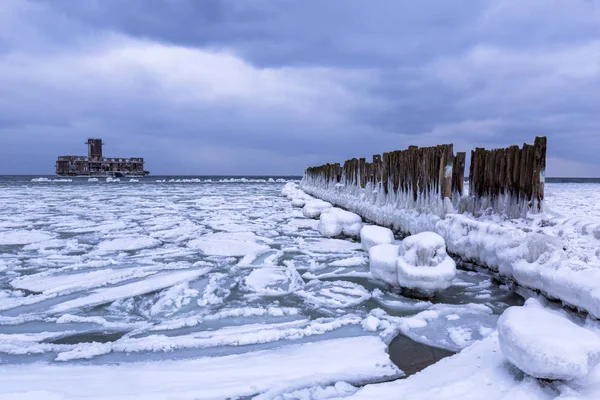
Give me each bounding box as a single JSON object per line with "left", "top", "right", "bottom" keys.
{"left": 360, "top": 225, "right": 395, "bottom": 251}
{"left": 318, "top": 208, "right": 363, "bottom": 237}
{"left": 0, "top": 336, "right": 401, "bottom": 400}
{"left": 369, "top": 244, "right": 401, "bottom": 287}
{"left": 498, "top": 300, "right": 600, "bottom": 380}
{"left": 303, "top": 200, "right": 333, "bottom": 219}
{"left": 396, "top": 232, "right": 457, "bottom": 298}
{"left": 340, "top": 333, "right": 552, "bottom": 400}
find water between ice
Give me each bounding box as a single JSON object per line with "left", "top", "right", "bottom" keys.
{"left": 0, "top": 176, "right": 525, "bottom": 396}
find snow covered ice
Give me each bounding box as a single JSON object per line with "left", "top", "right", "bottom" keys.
{"left": 369, "top": 244, "right": 401, "bottom": 287}
{"left": 317, "top": 208, "right": 363, "bottom": 237}
{"left": 1, "top": 176, "right": 594, "bottom": 399}
{"left": 498, "top": 299, "right": 600, "bottom": 380}
{"left": 360, "top": 225, "right": 395, "bottom": 251}
{"left": 302, "top": 199, "right": 333, "bottom": 219}
{"left": 396, "top": 232, "right": 457, "bottom": 298}
{"left": 368, "top": 232, "right": 456, "bottom": 298}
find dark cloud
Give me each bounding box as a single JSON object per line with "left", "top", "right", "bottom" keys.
{"left": 1, "top": 0, "right": 599, "bottom": 176}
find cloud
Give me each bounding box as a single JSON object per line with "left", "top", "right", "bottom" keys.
{"left": 1, "top": 0, "right": 599, "bottom": 176}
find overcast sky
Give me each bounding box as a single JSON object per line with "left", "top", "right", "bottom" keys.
{"left": 1, "top": 0, "right": 599, "bottom": 176}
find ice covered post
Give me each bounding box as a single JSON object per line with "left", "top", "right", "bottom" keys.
{"left": 301, "top": 144, "right": 466, "bottom": 217}
{"left": 464, "top": 136, "right": 547, "bottom": 217}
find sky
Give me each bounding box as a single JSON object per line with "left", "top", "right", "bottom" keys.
{"left": 0, "top": 0, "right": 599, "bottom": 176}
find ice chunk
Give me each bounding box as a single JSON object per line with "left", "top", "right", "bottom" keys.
{"left": 396, "top": 232, "right": 456, "bottom": 298}
{"left": 396, "top": 303, "right": 496, "bottom": 351}
{"left": 318, "top": 208, "right": 363, "bottom": 237}
{"left": 50, "top": 269, "right": 210, "bottom": 313}
{"left": 188, "top": 232, "right": 271, "bottom": 257}
{"left": 243, "top": 266, "right": 304, "bottom": 296}
{"left": 10, "top": 267, "right": 158, "bottom": 295}
{"left": 0, "top": 336, "right": 400, "bottom": 399}
{"left": 298, "top": 280, "right": 371, "bottom": 309}
{"left": 98, "top": 236, "right": 160, "bottom": 252}
{"left": 303, "top": 200, "right": 333, "bottom": 219}
{"left": 369, "top": 244, "right": 401, "bottom": 287}
{"left": 0, "top": 230, "right": 54, "bottom": 245}
{"left": 292, "top": 198, "right": 307, "bottom": 208}
{"left": 300, "top": 238, "right": 361, "bottom": 253}
{"left": 360, "top": 225, "right": 395, "bottom": 251}
{"left": 498, "top": 303, "right": 600, "bottom": 380}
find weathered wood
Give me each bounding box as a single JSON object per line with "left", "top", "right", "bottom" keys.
{"left": 532, "top": 136, "right": 546, "bottom": 210}
{"left": 466, "top": 137, "right": 547, "bottom": 216}
{"left": 452, "top": 152, "right": 466, "bottom": 197}
{"left": 302, "top": 138, "right": 545, "bottom": 218}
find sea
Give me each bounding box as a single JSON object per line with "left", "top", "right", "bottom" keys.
{"left": 0, "top": 175, "right": 598, "bottom": 398}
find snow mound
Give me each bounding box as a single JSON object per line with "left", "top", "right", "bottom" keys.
{"left": 369, "top": 244, "right": 401, "bottom": 287}
{"left": 281, "top": 182, "right": 299, "bottom": 198}
{"left": 291, "top": 198, "right": 307, "bottom": 207}
{"left": 498, "top": 301, "right": 600, "bottom": 380}
{"left": 303, "top": 200, "right": 333, "bottom": 219}
{"left": 396, "top": 232, "right": 457, "bottom": 298}
{"left": 282, "top": 182, "right": 315, "bottom": 208}
{"left": 318, "top": 208, "right": 363, "bottom": 237}
{"left": 361, "top": 225, "right": 394, "bottom": 251}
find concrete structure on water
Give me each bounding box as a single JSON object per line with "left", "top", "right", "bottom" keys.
{"left": 56, "top": 138, "right": 149, "bottom": 177}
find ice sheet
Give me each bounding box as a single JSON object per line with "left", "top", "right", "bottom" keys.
{"left": 0, "top": 336, "right": 401, "bottom": 400}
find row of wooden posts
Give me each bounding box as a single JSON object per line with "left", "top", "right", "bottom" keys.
{"left": 303, "top": 137, "right": 547, "bottom": 215}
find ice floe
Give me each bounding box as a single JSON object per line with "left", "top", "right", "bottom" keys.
{"left": 0, "top": 230, "right": 54, "bottom": 245}
{"left": 50, "top": 269, "right": 210, "bottom": 313}
{"left": 188, "top": 231, "right": 271, "bottom": 257}
{"left": 0, "top": 336, "right": 400, "bottom": 399}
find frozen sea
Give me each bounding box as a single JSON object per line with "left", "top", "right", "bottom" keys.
{"left": 0, "top": 175, "right": 597, "bottom": 399}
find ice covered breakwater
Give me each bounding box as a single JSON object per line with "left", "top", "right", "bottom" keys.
{"left": 297, "top": 137, "right": 600, "bottom": 319}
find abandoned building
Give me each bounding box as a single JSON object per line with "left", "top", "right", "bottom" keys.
{"left": 56, "top": 139, "right": 149, "bottom": 177}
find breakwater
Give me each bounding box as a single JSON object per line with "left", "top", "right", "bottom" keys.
{"left": 298, "top": 137, "right": 600, "bottom": 318}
